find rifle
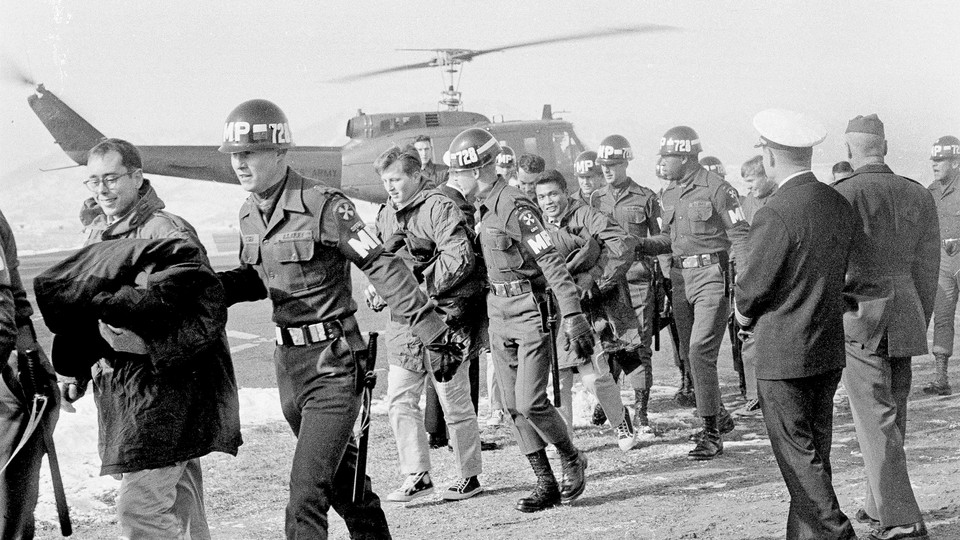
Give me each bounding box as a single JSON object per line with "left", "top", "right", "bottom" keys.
{"left": 650, "top": 258, "right": 663, "bottom": 351}
{"left": 541, "top": 294, "right": 562, "bottom": 407}
{"left": 726, "top": 259, "right": 746, "bottom": 395}
{"left": 20, "top": 349, "right": 72, "bottom": 536}
{"left": 352, "top": 332, "right": 378, "bottom": 504}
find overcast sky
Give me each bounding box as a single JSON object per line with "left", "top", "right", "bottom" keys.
{"left": 2, "top": 0, "right": 959, "bottom": 192}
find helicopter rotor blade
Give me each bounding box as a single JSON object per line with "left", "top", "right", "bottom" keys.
{"left": 328, "top": 24, "right": 678, "bottom": 83}
{"left": 324, "top": 59, "right": 438, "bottom": 83}
{"left": 455, "top": 24, "right": 679, "bottom": 61}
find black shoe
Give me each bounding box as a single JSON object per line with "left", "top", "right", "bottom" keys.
{"left": 515, "top": 479, "right": 561, "bottom": 513}
{"left": 429, "top": 433, "right": 449, "bottom": 449}
{"left": 480, "top": 440, "right": 498, "bottom": 451}
{"left": 676, "top": 389, "right": 697, "bottom": 408}
{"left": 687, "top": 429, "right": 723, "bottom": 461}
{"left": 717, "top": 408, "right": 735, "bottom": 434}
{"left": 591, "top": 403, "right": 607, "bottom": 426}
{"left": 855, "top": 508, "right": 880, "bottom": 529}
{"left": 559, "top": 452, "right": 588, "bottom": 503}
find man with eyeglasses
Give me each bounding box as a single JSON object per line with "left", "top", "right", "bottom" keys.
{"left": 60, "top": 138, "right": 242, "bottom": 539}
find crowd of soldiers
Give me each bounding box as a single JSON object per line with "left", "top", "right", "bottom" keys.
{"left": 1, "top": 98, "right": 957, "bottom": 540}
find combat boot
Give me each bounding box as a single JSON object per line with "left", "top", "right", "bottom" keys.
{"left": 633, "top": 388, "right": 650, "bottom": 428}
{"left": 559, "top": 451, "right": 588, "bottom": 503}
{"left": 516, "top": 450, "right": 561, "bottom": 513}
{"left": 591, "top": 402, "right": 607, "bottom": 426}
{"left": 923, "top": 354, "right": 952, "bottom": 396}
{"left": 688, "top": 415, "right": 723, "bottom": 461}
{"left": 675, "top": 372, "right": 697, "bottom": 407}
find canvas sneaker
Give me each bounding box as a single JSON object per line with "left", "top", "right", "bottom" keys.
{"left": 733, "top": 398, "right": 762, "bottom": 417}
{"left": 486, "top": 409, "right": 505, "bottom": 427}
{"left": 616, "top": 407, "right": 638, "bottom": 452}
{"left": 386, "top": 471, "right": 434, "bottom": 502}
{"left": 442, "top": 476, "right": 482, "bottom": 501}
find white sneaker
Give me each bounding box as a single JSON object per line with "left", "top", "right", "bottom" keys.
{"left": 616, "top": 407, "right": 638, "bottom": 452}
{"left": 386, "top": 472, "right": 434, "bottom": 502}
{"left": 486, "top": 409, "right": 505, "bottom": 427}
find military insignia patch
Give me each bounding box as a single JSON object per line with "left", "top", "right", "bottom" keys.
{"left": 336, "top": 202, "right": 356, "bottom": 221}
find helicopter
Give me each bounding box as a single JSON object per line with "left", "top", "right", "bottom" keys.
{"left": 22, "top": 25, "right": 676, "bottom": 203}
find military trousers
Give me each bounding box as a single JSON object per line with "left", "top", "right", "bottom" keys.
{"left": 626, "top": 278, "right": 654, "bottom": 390}
{"left": 116, "top": 459, "right": 208, "bottom": 540}
{"left": 932, "top": 267, "right": 960, "bottom": 357}
{"left": 758, "top": 369, "right": 856, "bottom": 540}
{"left": 275, "top": 335, "right": 390, "bottom": 540}
{"left": 842, "top": 341, "right": 922, "bottom": 528}
{"left": 671, "top": 264, "right": 729, "bottom": 416}
{"left": 487, "top": 291, "right": 572, "bottom": 455}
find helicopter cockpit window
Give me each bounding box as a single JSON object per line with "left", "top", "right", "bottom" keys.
{"left": 552, "top": 130, "right": 582, "bottom": 170}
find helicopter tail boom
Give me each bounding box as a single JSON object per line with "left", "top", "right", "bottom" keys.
{"left": 28, "top": 85, "right": 105, "bottom": 165}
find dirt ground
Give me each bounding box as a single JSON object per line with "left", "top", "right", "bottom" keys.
{"left": 33, "top": 336, "right": 960, "bottom": 540}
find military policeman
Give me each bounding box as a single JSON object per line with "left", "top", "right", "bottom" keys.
{"left": 368, "top": 146, "right": 484, "bottom": 502}
{"left": 570, "top": 151, "right": 606, "bottom": 207}
{"left": 445, "top": 128, "right": 594, "bottom": 512}
{"left": 926, "top": 135, "right": 960, "bottom": 396}
{"left": 699, "top": 156, "right": 727, "bottom": 180}
{"left": 216, "top": 99, "right": 458, "bottom": 540}
{"left": 496, "top": 145, "right": 519, "bottom": 187}
{"left": 594, "top": 134, "right": 661, "bottom": 433}
{"left": 534, "top": 169, "right": 639, "bottom": 452}
{"left": 636, "top": 126, "right": 749, "bottom": 460}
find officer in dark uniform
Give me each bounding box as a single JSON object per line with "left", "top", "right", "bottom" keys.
{"left": 594, "top": 134, "right": 661, "bottom": 433}
{"left": 927, "top": 135, "right": 960, "bottom": 396}
{"left": 216, "top": 99, "right": 458, "bottom": 540}
{"left": 636, "top": 126, "right": 749, "bottom": 460}
{"left": 445, "top": 128, "right": 594, "bottom": 513}
{"left": 412, "top": 135, "right": 448, "bottom": 186}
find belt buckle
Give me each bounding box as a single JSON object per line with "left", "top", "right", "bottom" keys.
{"left": 700, "top": 254, "right": 710, "bottom": 266}
{"left": 493, "top": 283, "right": 505, "bottom": 296}
{"left": 307, "top": 323, "right": 325, "bottom": 343}
{"left": 508, "top": 281, "right": 520, "bottom": 296}
{"left": 290, "top": 328, "right": 306, "bottom": 346}
{"left": 682, "top": 256, "right": 696, "bottom": 269}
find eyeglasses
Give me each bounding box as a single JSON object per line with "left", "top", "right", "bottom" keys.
{"left": 84, "top": 169, "right": 140, "bottom": 192}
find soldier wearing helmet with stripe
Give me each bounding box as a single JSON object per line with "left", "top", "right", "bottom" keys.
{"left": 446, "top": 128, "right": 594, "bottom": 513}
{"left": 593, "top": 134, "right": 661, "bottom": 436}
{"left": 927, "top": 135, "right": 960, "bottom": 396}
{"left": 571, "top": 150, "right": 606, "bottom": 207}
{"left": 635, "top": 126, "right": 749, "bottom": 461}
{"left": 216, "top": 99, "right": 459, "bottom": 539}
{"left": 496, "top": 145, "right": 519, "bottom": 187}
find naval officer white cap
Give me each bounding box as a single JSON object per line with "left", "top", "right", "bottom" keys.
{"left": 752, "top": 108, "right": 827, "bottom": 149}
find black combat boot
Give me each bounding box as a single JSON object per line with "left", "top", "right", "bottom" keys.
{"left": 591, "top": 402, "right": 607, "bottom": 426}
{"left": 923, "top": 354, "right": 952, "bottom": 396}
{"left": 676, "top": 371, "right": 697, "bottom": 407}
{"left": 555, "top": 438, "right": 587, "bottom": 503}
{"left": 633, "top": 388, "right": 650, "bottom": 427}
{"left": 516, "top": 450, "right": 561, "bottom": 513}
{"left": 689, "top": 405, "right": 735, "bottom": 442}
{"left": 688, "top": 415, "right": 723, "bottom": 461}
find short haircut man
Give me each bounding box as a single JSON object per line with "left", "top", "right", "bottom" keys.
{"left": 516, "top": 153, "right": 546, "bottom": 198}
{"left": 831, "top": 161, "right": 854, "bottom": 184}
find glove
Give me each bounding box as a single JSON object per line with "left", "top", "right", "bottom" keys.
{"left": 425, "top": 330, "right": 465, "bottom": 383}
{"left": 364, "top": 284, "right": 387, "bottom": 312}
{"left": 98, "top": 321, "right": 148, "bottom": 355}
{"left": 562, "top": 313, "right": 595, "bottom": 359}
